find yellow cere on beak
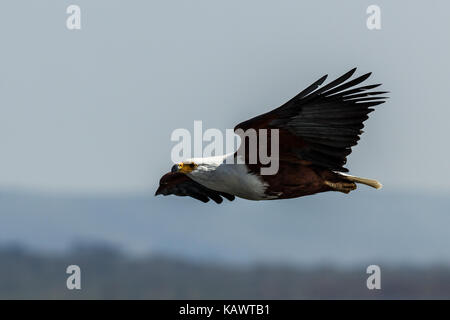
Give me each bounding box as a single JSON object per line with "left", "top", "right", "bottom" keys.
{"left": 178, "top": 162, "right": 198, "bottom": 174}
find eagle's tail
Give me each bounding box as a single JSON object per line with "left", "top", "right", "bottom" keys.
{"left": 340, "top": 173, "right": 382, "bottom": 189}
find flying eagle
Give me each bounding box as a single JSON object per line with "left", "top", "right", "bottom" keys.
{"left": 156, "top": 68, "right": 387, "bottom": 203}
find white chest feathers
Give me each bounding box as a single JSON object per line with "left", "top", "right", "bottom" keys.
{"left": 186, "top": 155, "right": 269, "bottom": 200}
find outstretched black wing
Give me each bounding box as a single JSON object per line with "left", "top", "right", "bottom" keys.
{"left": 234, "top": 68, "right": 387, "bottom": 172}
{"left": 155, "top": 172, "right": 235, "bottom": 204}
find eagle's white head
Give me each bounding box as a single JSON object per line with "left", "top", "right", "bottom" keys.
{"left": 171, "top": 154, "right": 228, "bottom": 175}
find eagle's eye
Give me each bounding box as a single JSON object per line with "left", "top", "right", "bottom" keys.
{"left": 174, "top": 162, "right": 197, "bottom": 174}
{"left": 170, "top": 162, "right": 197, "bottom": 174}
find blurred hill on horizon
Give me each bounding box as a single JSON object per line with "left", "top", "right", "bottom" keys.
{"left": 1, "top": 244, "right": 450, "bottom": 299}
{"left": 1, "top": 189, "right": 450, "bottom": 299}
{"left": 1, "top": 189, "right": 449, "bottom": 266}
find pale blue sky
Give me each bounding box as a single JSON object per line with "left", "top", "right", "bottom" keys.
{"left": 1, "top": 1, "right": 449, "bottom": 195}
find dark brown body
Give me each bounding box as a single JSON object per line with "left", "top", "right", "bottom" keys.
{"left": 248, "top": 162, "right": 350, "bottom": 199}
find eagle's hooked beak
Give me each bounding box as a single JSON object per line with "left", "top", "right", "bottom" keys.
{"left": 171, "top": 162, "right": 198, "bottom": 174}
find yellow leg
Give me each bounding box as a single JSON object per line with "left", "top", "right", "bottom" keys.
{"left": 324, "top": 180, "right": 357, "bottom": 194}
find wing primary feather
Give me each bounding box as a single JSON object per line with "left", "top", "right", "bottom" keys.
{"left": 321, "top": 72, "right": 372, "bottom": 96}
{"left": 302, "top": 68, "right": 357, "bottom": 99}
{"left": 326, "top": 84, "right": 382, "bottom": 98}
{"left": 290, "top": 74, "right": 328, "bottom": 101}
